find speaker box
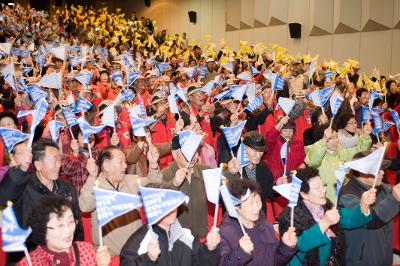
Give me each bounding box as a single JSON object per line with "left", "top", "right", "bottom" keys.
{"left": 288, "top": 23, "right": 301, "bottom": 39}
{"left": 144, "top": 0, "right": 151, "bottom": 7}
{"left": 188, "top": 11, "right": 197, "bottom": 23}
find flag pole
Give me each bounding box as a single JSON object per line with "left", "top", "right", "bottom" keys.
{"left": 88, "top": 143, "right": 93, "bottom": 159}
{"left": 23, "top": 247, "right": 32, "bottom": 266}
{"left": 372, "top": 143, "right": 387, "bottom": 189}
{"left": 213, "top": 164, "right": 223, "bottom": 227}
{"left": 290, "top": 206, "right": 294, "bottom": 227}
{"left": 69, "top": 127, "right": 75, "bottom": 140}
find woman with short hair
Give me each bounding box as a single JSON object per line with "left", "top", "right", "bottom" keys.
{"left": 17, "top": 195, "right": 111, "bottom": 266}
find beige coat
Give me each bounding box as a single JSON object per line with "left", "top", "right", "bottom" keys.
{"left": 79, "top": 168, "right": 162, "bottom": 256}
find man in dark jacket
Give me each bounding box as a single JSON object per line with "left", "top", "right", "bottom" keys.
{"left": 0, "top": 139, "right": 84, "bottom": 242}
{"left": 162, "top": 135, "right": 240, "bottom": 239}
{"left": 120, "top": 183, "right": 220, "bottom": 266}
{"left": 339, "top": 151, "right": 400, "bottom": 266}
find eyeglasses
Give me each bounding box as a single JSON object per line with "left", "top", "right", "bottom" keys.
{"left": 47, "top": 219, "right": 77, "bottom": 231}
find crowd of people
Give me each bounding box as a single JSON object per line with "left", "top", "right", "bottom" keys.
{"left": 0, "top": 3, "right": 399, "bottom": 266}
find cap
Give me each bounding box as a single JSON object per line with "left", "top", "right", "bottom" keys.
{"left": 187, "top": 84, "right": 204, "bottom": 96}
{"left": 242, "top": 131, "right": 265, "bottom": 152}
{"left": 206, "top": 58, "right": 215, "bottom": 63}
{"left": 151, "top": 91, "right": 167, "bottom": 105}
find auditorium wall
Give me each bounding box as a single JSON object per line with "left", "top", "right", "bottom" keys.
{"left": 121, "top": 0, "right": 400, "bottom": 76}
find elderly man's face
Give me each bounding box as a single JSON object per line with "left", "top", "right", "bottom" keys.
{"left": 35, "top": 146, "right": 62, "bottom": 181}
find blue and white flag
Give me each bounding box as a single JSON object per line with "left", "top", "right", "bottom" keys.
{"left": 391, "top": 110, "right": 400, "bottom": 130}
{"left": 111, "top": 72, "right": 124, "bottom": 87}
{"left": 280, "top": 140, "right": 289, "bottom": 166}
{"left": 72, "top": 97, "right": 93, "bottom": 113}
{"left": 382, "top": 120, "right": 393, "bottom": 132}
{"left": 62, "top": 107, "right": 78, "bottom": 128}
{"left": 39, "top": 72, "right": 62, "bottom": 89}
{"left": 183, "top": 67, "right": 198, "bottom": 80}
{"left": 136, "top": 94, "right": 147, "bottom": 119}
{"left": 368, "top": 91, "right": 383, "bottom": 110}
{"left": 273, "top": 174, "right": 302, "bottom": 207}
{"left": 222, "top": 62, "right": 234, "bottom": 73}
{"left": 202, "top": 167, "right": 222, "bottom": 204}
{"left": 181, "top": 133, "right": 204, "bottom": 162}
{"left": 155, "top": 61, "right": 170, "bottom": 76}
{"left": 307, "top": 85, "right": 334, "bottom": 107}
{"left": 168, "top": 94, "right": 180, "bottom": 114}
{"left": 335, "top": 166, "right": 348, "bottom": 197}
{"left": 101, "top": 104, "right": 116, "bottom": 128}
{"left": 371, "top": 107, "right": 384, "bottom": 116}
{"left": 114, "top": 88, "right": 135, "bottom": 103}
{"left": 372, "top": 113, "right": 383, "bottom": 136}
{"left": 22, "top": 67, "right": 33, "bottom": 76}
{"left": 237, "top": 141, "right": 250, "bottom": 167}
{"left": 94, "top": 187, "right": 143, "bottom": 227}
{"left": 201, "top": 80, "right": 217, "bottom": 95}
{"left": 175, "top": 88, "right": 188, "bottom": 104}
{"left": 277, "top": 97, "right": 295, "bottom": 116}
{"left": 199, "top": 64, "right": 208, "bottom": 79}
{"left": 309, "top": 62, "right": 315, "bottom": 79}
{"left": 74, "top": 71, "right": 93, "bottom": 88}
{"left": 2, "top": 205, "right": 32, "bottom": 252}
{"left": 245, "top": 83, "right": 256, "bottom": 103}
{"left": 361, "top": 106, "right": 371, "bottom": 124}
{"left": 48, "top": 120, "right": 64, "bottom": 142}
{"left": 126, "top": 70, "right": 142, "bottom": 86}
{"left": 30, "top": 99, "right": 48, "bottom": 136}
{"left": 0, "top": 128, "right": 30, "bottom": 152}
{"left": 140, "top": 186, "right": 189, "bottom": 225}
{"left": 229, "top": 84, "right": 247, "bottom": 101}
{"left": 4, "top": 74, "right": 16, "bottom": 91}
{"left": 249, "top": 64, "right": 259, "bottom": 76}
{"left": 18, "top": 76, "right": 27, "bottom": 92}
{"left": 77, "top": 118, "right": 105, "bottom": 143}
{"left": 222, "top": 120, "right": 247, "bottom": 149}
{"left": 121, "top": 54, "right": 136, "bottom": 70}
{"left": 245, "top": 94, "right": 263, "bottom": 112}
{"left": 220, "top": 184, "right": 241, "bottom": 219}
{"left": 263, "top": 71, "right": 284, "bottom": 91}
{"left": 129, "top": 115, "right": 156, "bottom": 130}
{"left": 329, "top": 91, "right": 343, "bottom": 118}
{"left": 237, "top": 71, "right": 252, "bottom": 81}
{"left": 212, "top": 90, "right": 232, "bottom": 101}
{"left": 178, "top": 130, "right": 192, "bottom": 147}
{"left": 320, "top": 85, "right": 335, "bottom": 105}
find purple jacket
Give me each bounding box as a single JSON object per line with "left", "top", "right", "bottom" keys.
{"left": 218, "top": 213, "right": 297, "bottom": 266}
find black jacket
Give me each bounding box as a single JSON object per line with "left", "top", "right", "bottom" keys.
{"left": 120, "top": 224, "right": 219, "bottom": 266}
{"left": 0, "top": 167, "right": 84, "bottom": 241}
{"left": 339, "top": 178, "right": 400, "bottom": 266}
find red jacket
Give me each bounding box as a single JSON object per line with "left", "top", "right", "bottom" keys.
{"left": 264, "top": 127, "right": 305, "bottom": 180}
{"left": 151, "top": 114, "right": 175, "bottom": 168}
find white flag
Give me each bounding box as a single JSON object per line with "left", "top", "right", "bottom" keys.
{"left": 39, "top": 72, "right": 62, "bottom": 89}
{"left": 0, "top": 63, "right": 15, "bottom": 76}
{"left": 0, "top": 43, "right": 12, "bottom": 55}
{"left": 343, "top": 146, "right": 386, "bottom": 176}
{"left": 101, "top": 104, "right": 116, "bottom": 128}
{"left": 50, "top": 46, "right": 66, "bottom": 61}
{"left": 202, "top": 167, "right": 222, "bottom": 204}
{"left": 277, "top": 97, "right": 295, "bottom": 116}
{"left": 181, "top": 134, "right": 203, "bottom": 162}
